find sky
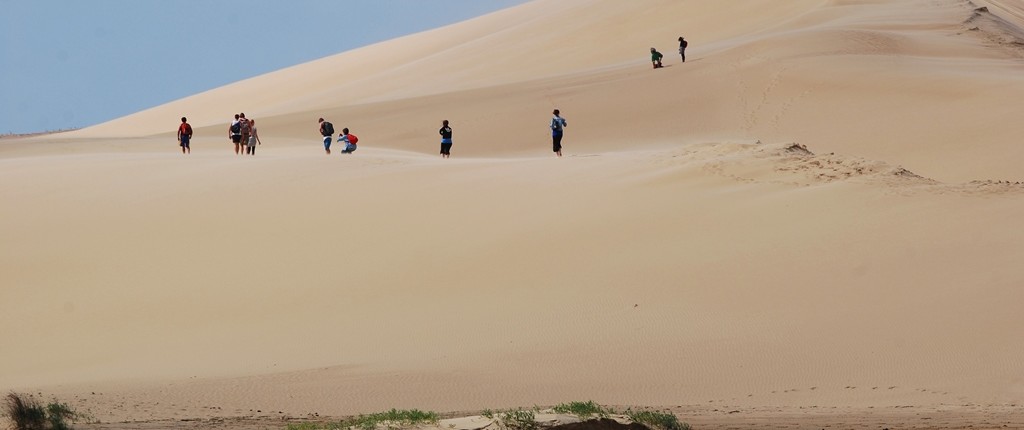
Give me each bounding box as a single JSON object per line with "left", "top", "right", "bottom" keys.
{"left": 0, "top": 0, "right": 527, "bottom": 134}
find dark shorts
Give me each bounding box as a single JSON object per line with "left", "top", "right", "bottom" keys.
{"left": 231, "top": 135, "right": 241, "bottom": 143}
{"left": 552, "top": 133, "right": 563, "bottom": 152}
{"left": 440, "top": 142, "right": 452, "bottom": 154}
{"left": 180, "top": 136, "right": 190, "bottom": 147}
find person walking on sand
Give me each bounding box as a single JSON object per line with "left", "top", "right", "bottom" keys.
{"left": 678, "top": 36, "right": 688, "bottom": 62}
{"left": 238, "top": 112, "right": 251, "bottom": 155}
{"left": 318, "top": 118, "right": 335, "bottom": 154}
{"left": 177, "top": 117, "right": 193, "bottom": 154}
{"left": 650, "top": 47, "right": 664, "bottom": 69}
{"left": 229, "top": 114, "right": 242, "bottom": 154}
{"left": 339, "top": 127, "right": 358, "bottom": 154}
{"left": 246, "top": 119, "right": 262, "bottom": 155}
{"left": 550, "top": 109, "right": 567, "bottom": 157}
{"left": 439, "top": 120, "right": 453, "bottom": 158}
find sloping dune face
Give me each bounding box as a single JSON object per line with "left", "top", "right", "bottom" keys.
{"left": 3, "top": 0, "right": 1024, "bottom": 423}
{"left": 69, "top": 0, "right": 1024, "bottom": 182}
{"left": 71, "top": 0, "right": 825, "bottom": 137}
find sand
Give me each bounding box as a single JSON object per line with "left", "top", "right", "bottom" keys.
{"left": 2, "top": 0, "right": 1024, "bottom": 429}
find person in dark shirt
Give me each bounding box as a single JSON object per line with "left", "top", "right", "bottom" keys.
{"left": 650, "top": 47, "right": 664, "bottom": 69}
{"left": 550, "top": 109, "right": 567, "bottom": 157}
{"left": 318, "top": 117, "right": 334, "bottom": 154}
{"left": 439, "top": 120, "right": 453, "bottom": 158}
{"left": 678, "top": 36, "right": 688, "bottom": 62}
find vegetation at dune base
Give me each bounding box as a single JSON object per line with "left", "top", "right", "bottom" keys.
{"left": 286, "top": 409, "right": 439, "bottom": 430}
{"left": 552, "top": 401, "right": 611, "bottom": 419}
{"left": 551, "top": 401, "right": 689, "bottom": 430}
{"left": 496, "top": 408, "right": 537, "bottom": 430}
{"left": 623, "top": 408, "right": 691, "bottom": 430}
{"left": 3, "top": 392, "right": 83, "bottom": 430}
{"left": 287, "top": 402, "right": 689, "bottom": 430}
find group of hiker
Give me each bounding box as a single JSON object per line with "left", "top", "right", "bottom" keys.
{"left": 317, "top": 118, "right": 358, "bottom": 155}
{"left": 178, "top": 108, "right": 569, "bottom": 158}
{"left": 228, "top": 113, "right": 262, "bottom": 155}
{"left": 177, "top": 113, "right": 263, "bottom": 155}
{"left": 316, "top": 109, "right": 568, "bottom": 158}
{"left": 175, "top": 36, "right": 692, "bottom": 157}
{"left": 650, "top": 36, "right": 688, "bottom": 69}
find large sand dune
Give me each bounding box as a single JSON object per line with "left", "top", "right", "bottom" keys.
{"left": 3, "top": 0, "right": 1024, "bottom": 427}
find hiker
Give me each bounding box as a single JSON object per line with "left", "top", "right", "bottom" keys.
{"left": 550, "top": 109, "right": 567, "bottom": 157}
{"left": 650, "top": 47, "right": 664, "bottom": 69}
{"left": 678, "top": 36, "right": 688, "bottom": 62}
{"left": 339, "top": 127, "right": 358, "bottom": 154}
{"left": 246, "top": 119, "right": 262, "bottom": 155}
{"left": 238, "top": 112, "right": 251, "bottom": 155}
{"left": 318, "top": 118, "right": 334, "bottom": 154}
{"left": 229, "top": 114, "right": 242, "bottom": 154}
{"left": 439, "top": 120, "right": 453, "bottom": 158}
{"left": 177, "top": 117, "right": 193, "bottom": 154}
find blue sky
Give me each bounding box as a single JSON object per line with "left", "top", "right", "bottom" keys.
{"left": 0, "top": 0, "right": 526, "bottom": 134}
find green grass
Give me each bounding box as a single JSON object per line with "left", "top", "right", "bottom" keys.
{"left": 286, "top": 409, "right": 439, "bottom": 430}
{"left": 286, "top": 423, "right": 327, "bottom": 430}
{"left": 625, "top": 409, "right": 690, "bottom": 430}
{"left": 497, "top": 408, "right": 536, "bottom": 430}
{"left": 3, "top": 393, "right": 83, "bottom": 430}
{"left": 552, "top": 401, "right": 610, "bottom": 418}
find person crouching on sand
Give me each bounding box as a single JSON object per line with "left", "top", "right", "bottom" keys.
{"left": 338, "top": 128, "right": 358, "bottom": 154}
{"left": 650, "top": 47, "right": 664, "bottom": 69}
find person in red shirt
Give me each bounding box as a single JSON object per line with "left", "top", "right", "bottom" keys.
{"left": 177, "top": 117, "right": 193, "bottom": 154}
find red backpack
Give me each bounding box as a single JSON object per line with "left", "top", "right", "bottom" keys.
{"left": 347, "top": 134, "right": 358, "bottom": 145}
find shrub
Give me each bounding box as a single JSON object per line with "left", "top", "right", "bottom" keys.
{"left": 3, "top": 393, "right": 81, "bottom": 430}
{"left": 498, "top": 409, "right": 537, "bottom": 430}
{"left": 287, "top": 409, "right": 439, "bottom": 430}
{"left": 552, "top": 401, "right": 609, "bottom": 418}
{"left": 625, "top": 409, "right": 690, "bottom": 430}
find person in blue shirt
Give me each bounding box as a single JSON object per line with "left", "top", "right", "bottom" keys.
{"left": 550, "top": 109, "right": 567, "bottom": 157}
{"left": 338, "top": 128, "right": 358, "bottom": 154}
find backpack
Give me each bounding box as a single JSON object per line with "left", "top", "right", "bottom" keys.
{"left": 322, "top": 121, "right": 334, "bottom": 136}
{"left": 230, "top": 121, "right": 241, "bottom": 134}
{"left": 347, "top": 134, "right": 358, "bottom": 145}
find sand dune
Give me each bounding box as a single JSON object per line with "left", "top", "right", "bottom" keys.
{"left": 3, "top": 0, "right": 1024, "bottom": 427}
